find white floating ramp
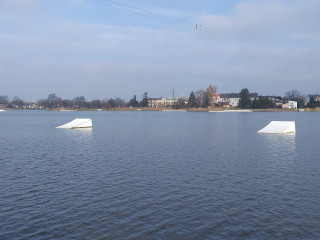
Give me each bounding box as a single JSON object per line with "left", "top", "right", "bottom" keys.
{"left": 56, "top": 118, "right": 92, "bottom": 129}
{"left": 258, "top": 121, "right": 295, "bottom": 134}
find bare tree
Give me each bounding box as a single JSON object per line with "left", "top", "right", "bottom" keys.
{"left": 11, "top": 96, "right": 24, "bottom": 108}
{"left": 0, "top": 95, "right": 9, "bottom": 106}
{"left": 105, "top": 98, "right": 115, "bottom": 108}
{"left": 207, "top": 84, "right": 218, "bottom": 107}
{"left": 89, "top": 99, "right": 101, "bottom": 109}
{"left": 195, "top": 90, "right": 209, "bottom": 108}
{"left": 285, "top": 90, "right": 302, "bottom": 101}
{"left": 176, "top": 98, "right": 187, "bottom": 108}
{"left": 47, "top": 93, "right": 59, "bottom": 109}
{"left": 62, "top": 99, "right": 73, "bottom": 108}
{"left": 73, "top": 96, "right": 86, "bottom": 108}
{"left": 115, "top": 98, "right": 126, "bottom": 108}
{"left": 36, "top": 99, "right": 48, "bottom": 109}
{"left": 284, "top": 90, "right": 305, "bottom": 108}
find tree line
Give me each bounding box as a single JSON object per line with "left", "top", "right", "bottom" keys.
{"left": 306, "top": 96, "right": 320, "bottom": 108}
{"left": 0, "top": 87, "right": 319, "bottom": 110}
{"left": 0, "top": 93, "right": 150, "bottom": 109}
{"left": 186, "top": 85, "right": 217, "bottom": 108}
{"left": 237, "top": 88, "right": 308, "bottom": 109}
{"left": 187, "top": 87, "right": 312, "bottom": 109}
{"left": 41, "top": 93, "right": 152, "bottom": 109}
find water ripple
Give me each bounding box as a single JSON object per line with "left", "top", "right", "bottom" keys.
{"left": 1, "top": 111, "right": 320, "bottom": 239}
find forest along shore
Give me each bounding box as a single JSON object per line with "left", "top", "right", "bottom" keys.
{"left": 43, "top": 107, "right": 318, "bottom": 112}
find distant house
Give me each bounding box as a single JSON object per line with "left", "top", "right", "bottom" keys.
{"left": 27, "top": 104, "right": 38, "bottom": 109}
{"left": 165, "top": 97, "right": 178, "bottom": 107}
{"left": 282, "top": 101, "right": 297, "bottom": 109}
{"left": 148, "top": 97, "right": 178, "bottom": 108}
{"left": 148, "top": 98, "right": 166, "bottom": 108}
{"left": 263, "top": 96, "right": 283, "bottom": 107}
{"left": 215, "top": 94, "right": 228, "bottom": 107}
{"left": 308, "top": 94, "right": 320, "bottom": 102}
{"left": 219, "top": 93, "right": 258, "bottom": 107}
{"left": 219, "top": 93, "right": 240, "bottom": 107}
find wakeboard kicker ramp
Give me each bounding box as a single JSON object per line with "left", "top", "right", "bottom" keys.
{"left": 56, "top": 118, "right": 92, "bottom": 129}
{"left": 257, "top": 121, "right": 295, "bottom": 134}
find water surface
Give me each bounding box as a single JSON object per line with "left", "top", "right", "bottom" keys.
{"left": 1, "top": 110, "right": 320, "bottom": 239}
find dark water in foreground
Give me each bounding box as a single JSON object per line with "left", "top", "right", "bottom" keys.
{"left": 0, "top": 110, "right": 320, "bottom": 239}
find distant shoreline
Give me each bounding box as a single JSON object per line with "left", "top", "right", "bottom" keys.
{"left": 53, "top": 107, "right": 319, "bottom": 112}
{"left": 3, "top": 107, "right": 320, "bottom": 112}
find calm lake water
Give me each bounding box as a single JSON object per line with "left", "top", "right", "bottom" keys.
{"left": 1, "top": 110, "right": 320, "bottom": 239}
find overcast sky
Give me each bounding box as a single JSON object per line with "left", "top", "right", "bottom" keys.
{"left": 1, "top": 0, "right": 319, "bottom": 101}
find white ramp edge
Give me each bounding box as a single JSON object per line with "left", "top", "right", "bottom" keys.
{"left": 56, "top": 118, "right": 92, "bottom": 129}
{"left": 258, "top": 121, "right": 295, "bottom": 134}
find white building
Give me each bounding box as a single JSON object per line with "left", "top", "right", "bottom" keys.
{"left": 282, "top": 101, "right": 297, "bottom": 109}
{"left": 218, "top": 93, "right": 258, "bottom": 107}
{"left": 165, "top": 97, "right": 178, "bottom": 107}
{"left": 148, "top": 98, "right": 166, "bottom": 108}
{"left": 148, "top": 97, "right": 179, "bottom": 108}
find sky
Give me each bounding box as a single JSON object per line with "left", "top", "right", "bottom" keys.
{"left": 1, "top": 0, "right": 319, "bottom": 101}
